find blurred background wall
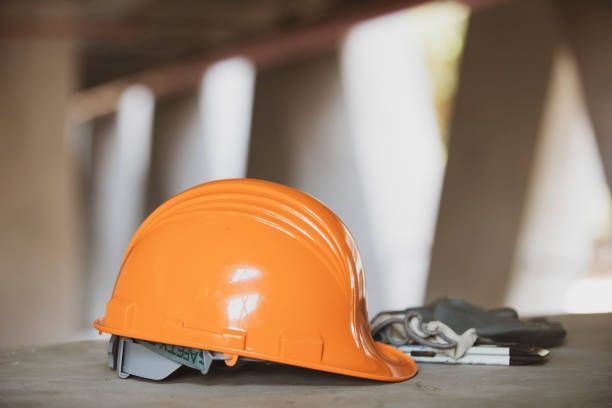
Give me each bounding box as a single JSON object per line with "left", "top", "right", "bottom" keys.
{"left": 0, "top": 0, "right": 610, "bottom": 347}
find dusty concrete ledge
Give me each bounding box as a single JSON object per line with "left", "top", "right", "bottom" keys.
{"left": 1, "top": 314, "right": 611, "bottom": 407}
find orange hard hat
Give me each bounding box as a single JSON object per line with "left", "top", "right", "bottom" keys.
{"left": 94, "top": 178, "right": 417, "bottom": 381}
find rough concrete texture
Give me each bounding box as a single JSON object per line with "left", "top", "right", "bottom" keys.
{"left": 1, "top": 314, "right": 611, "bottom": 407}
{"left": 0, "top": 38, "right": 82, "bottom": 348}
{"left": 426, "top": 0, "right": 561, "bottom": 308}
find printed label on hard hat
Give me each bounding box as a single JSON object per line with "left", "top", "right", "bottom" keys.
{"left": 138, "top": 340, "right": 206, "bottom": 370}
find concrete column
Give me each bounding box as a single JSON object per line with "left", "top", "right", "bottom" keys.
{"left": 425, "top": 0, "right": 559, "bottom": 306}
{"left": 200, "top": 57, "right": 256, "bottom": 181}
{"left": 88, "top": 86, "right": 154, "bottom": 322}
{"left": 341, "top": 12, "right": 445, "bottom": 311}
{"left": 506, "top": 48, "right": 610, "bottom": 315}
{"left": 0, "top": 39, "right": 80, "bottom": 347}
{"left": 149, "top": 91, "right": 203, "bottom": 208}
{"left": 249, "top": 34, "right": 444, "bottom": 316}
{"left": 559, "top": 0, "right": 612, "bottom": 191}
{"left": 247, "top": 54, "right": 383, "bottom": 311}
{"left": 149, "top": 57, "right": 255, "bottom": 207}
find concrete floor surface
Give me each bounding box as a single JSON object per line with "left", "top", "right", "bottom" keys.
{"left": 1, "top": 314, "right": 611, "bottom": 407}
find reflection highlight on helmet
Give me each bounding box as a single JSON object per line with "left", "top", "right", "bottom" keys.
{"left": 227, "top": 293, "right": 260, "bottom": 322}
{"left": 228, "top": 267, "right": 262, "bottom": 323}
{"left": 230, "top": 267, "right": 261, "bottom": 283}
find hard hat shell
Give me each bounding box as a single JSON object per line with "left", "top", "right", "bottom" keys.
{"left": 93, "top": 178, "right": 417, "bottom": 381}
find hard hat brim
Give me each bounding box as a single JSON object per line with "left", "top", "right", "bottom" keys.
{"left": 94, "top": 319, "right": 416, "bottom": 382}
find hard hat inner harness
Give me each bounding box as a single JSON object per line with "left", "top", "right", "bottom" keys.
{"left": 108, "top": 335, "right": 244, "bottom": 380}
